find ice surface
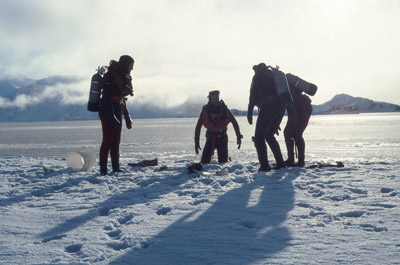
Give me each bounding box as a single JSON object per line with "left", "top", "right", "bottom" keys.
{"left": 0, "top": 113, "right": 399, "bottom": 264}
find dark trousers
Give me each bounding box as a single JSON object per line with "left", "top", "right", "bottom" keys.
{"left": 284, "top": 108, "right": 312, "bottom": 163}
{"left": 254, "top": 104, "right": 285, "bottom": 168}
{"left": 201, "top": 133, "right": 228, "bottom": 164}
{"left": 99, "top": 114, "right": 122, "bottom": 173}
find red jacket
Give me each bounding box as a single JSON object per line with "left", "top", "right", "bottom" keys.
{"left": 195, "top": 101, "right": 241, "bottom": 139}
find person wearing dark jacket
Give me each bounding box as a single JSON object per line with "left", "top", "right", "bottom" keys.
{"left": 195, "top": 90, "right": 242, "bottom": 164}
{"left": 284, "top": 85, "right": 312, "bottom": 167}
{"left": 99, "top": 55, "right": 134, "bottom": 175}
{"left": 247, "top": 63, "right": 286, "bottom": 172}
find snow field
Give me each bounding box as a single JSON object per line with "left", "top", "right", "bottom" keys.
{"left": 0, "top": 155, "right": 399, "bottom": 265}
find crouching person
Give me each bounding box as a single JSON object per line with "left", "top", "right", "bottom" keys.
{"left": 194, "top": 90, "right": 242, "bottom": 164}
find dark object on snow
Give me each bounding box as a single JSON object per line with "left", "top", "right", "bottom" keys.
{"left": 306, "top": 161, "right": 344, "bottom": 169}
{"left": 43, "top": 166, "right": 56, "bottom": 173}
{"left": 187, "top": 163, "right": 203, "bottom": 173}
{"left": 155, "top": 165, "right": 168, "bottom": 172}
{"left": 128, "top": 158, "right": 158, "bottom": 167}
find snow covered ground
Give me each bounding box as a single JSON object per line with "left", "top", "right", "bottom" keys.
{"left": 0, "top": 114, "right": 399, "bottom": 265}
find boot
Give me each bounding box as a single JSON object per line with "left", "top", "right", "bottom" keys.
{"left": 100, "top": 159, "right": 108, "bottom": 176}
{"left": 285, "top": 152, "right": 296, "bottom": 167}
{"left": 111, "top": 156, "right": 129, "bottom": 173}
{"left": 111, "top": 156, "right": 120, "bottom": 172}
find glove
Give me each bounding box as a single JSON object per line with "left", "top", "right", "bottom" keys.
{"left": 124, "top": 114, "right": 132, "bottom": 129}
{"left": 247, "top": 112, "right": 253, "bottom": 125}
{"left": 237, "top": 134, "right": 243, "bottom": 149}
{"left": 247, "top": 105, "right": 254, "bottom": 125}
{"left": 195, "top": 137, "right": 201, "bottom": 154}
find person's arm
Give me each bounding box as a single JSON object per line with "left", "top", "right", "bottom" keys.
{"left": 228, "top": 109, "right": 243, "bottom": 149}
{"left": 247, "top": 77, "right": 257, "bottom": 124}
{"left": 194, "top": 112, "right": 203, "bottom": 154}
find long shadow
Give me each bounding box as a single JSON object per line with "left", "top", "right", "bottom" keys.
{"left": 110, "top": 172, "right": 296, "bottom": 265}
{"left": 37, "top": 168, "right": 193, "bottom": 240}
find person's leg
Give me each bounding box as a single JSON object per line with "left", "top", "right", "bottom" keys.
{"left": 254, "top": 108, "right": 273, "bottom": 170}
{"left": 110, "top": 119, "right": 122, "bottom": 172}
{"left": 284, "top": 114, "right": 296, "bottom": 166}
{"left": 99, "top": 114, "right": 113, "bottom": 175}
{"left": 216, "top": 134, "right": 228, "bottom": 163}
{"left": 201, "top": 136, "right": 215, "bottom": 164}
{"left": 294, "top": 109, "right": 312, "bottom": 166}
{"left": 266, "top": 107, "right": 285, "bottom": 167}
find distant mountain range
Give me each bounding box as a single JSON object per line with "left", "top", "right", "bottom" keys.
{"left": 0, "top": 69, "right": 399, "bottom": 122}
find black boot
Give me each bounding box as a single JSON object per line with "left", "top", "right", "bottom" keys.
{"left": 111, "top": 156, "right": 120, "bottom": 172}
{"left": 100, "top": 159, "right": 108, "bottom": 176}
{"left": 111, "top": 157, "right": 129, "bottom": 173}
{"left": 285, "top": 152, "right": 296, "bottom": 167}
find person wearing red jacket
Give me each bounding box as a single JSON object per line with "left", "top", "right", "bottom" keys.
{"left": 195, "top": 90, "right": 242, "bottom": 164}
{"left": 283, "top": 85, "right": 313, "bottom": 167}
{"left": 98, "top": 55, "right": 134, "bottom": 175}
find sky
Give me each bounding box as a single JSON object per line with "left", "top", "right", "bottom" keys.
{"left": 1, "top": 0, "right": 400, "bottom": 109}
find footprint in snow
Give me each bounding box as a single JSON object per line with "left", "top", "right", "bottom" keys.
{"left": 41, "top": 234, "right": 67, "bottom": 243}
{"left": 107, "top": 229, "right": 123, "bottom": 240}
{"left": 240, "top": 220, "right": 257, "bottom": 229}
{"left": 65, "top": 244, "right": 82, "bottom": 254}
{"left": 118, "top": 214, "right": 134, "bottom": 225}
{"left": 98, "top": 206, "right": 111, "bottom": 216}
{"left": 380, "top": 187, "right": 394, "bottom": 193}
{"left": 156, "top": 207, "right": 172, "bottom": 215}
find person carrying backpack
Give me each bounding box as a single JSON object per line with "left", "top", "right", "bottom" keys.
{"left": 247, "top": 63, "right": 286, "bottom": 172}
{"left": 99, "top": 55, "right": 134, "bottom": 175}
{"left": 284, "top": 85, "right": 313, "bottom": 167}
{"left": 195, "top": 90, "right": 243, "bottom": 164}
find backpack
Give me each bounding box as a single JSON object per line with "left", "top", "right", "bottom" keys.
{"left": 269, "top": 65, "right": 294, "bottom": 110}
{"left": 87, "top": 66, "right": 107, "bottom": 112}
{"left": 286, "top": 73, "right": 318, "bottom": 96}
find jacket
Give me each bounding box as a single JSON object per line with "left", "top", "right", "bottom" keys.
{"left": 195, "top": 101, "right": 241, "bottom": 139}
{"left": 99, "top": 61, "right": 133, "bottom": 124}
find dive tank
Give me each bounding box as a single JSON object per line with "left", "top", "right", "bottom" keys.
{"left": 87, "top": 66, "right": 106, "bottom": 112}
{"left": 286, "top": 73, "right": 318, "bottom": 96}
{"left": 270, "top": 66, "right": 293, "bottom": 109}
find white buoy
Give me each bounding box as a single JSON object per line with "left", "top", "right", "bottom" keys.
{"left": 67, "top": 151, "right": 96, "bottom": 170}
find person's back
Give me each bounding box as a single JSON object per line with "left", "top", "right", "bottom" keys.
{"left": 247, "top": 63, "right": 286, "bottom": 172}
{"left": 249, "top": 64, "right": 278, "bottom": 109}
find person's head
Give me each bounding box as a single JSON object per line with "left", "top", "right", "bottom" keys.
{"left": 208, "top": 90, "right": 220, "bottom": 105}
{"left": 118, "top": 55, "right": 134, "bottom": 74}
{"left": 253, "top": 62, "right": 267, "bottom": 73}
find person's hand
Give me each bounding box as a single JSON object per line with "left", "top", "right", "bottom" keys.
{"left": 195, "top": 138, "right": 201, "bottom": 154}
{"left": 247, "top": 112, "right": 253, "bottom": 125}
{"left": 125, "top": 115, "right": 132, "bottom": 129}
{"left": 237, "top": 134, "right": 243, "bottom": 149}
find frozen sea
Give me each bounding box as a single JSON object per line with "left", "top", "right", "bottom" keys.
{"left": 0, "top": 113, "right": 399, "bottom": 265}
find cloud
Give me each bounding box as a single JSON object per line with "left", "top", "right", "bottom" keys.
{"left": 1, "top": 0, "right": 400, "bottom": 109}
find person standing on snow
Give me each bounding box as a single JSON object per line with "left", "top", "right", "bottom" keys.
{"left": 283, "top": 85, "right": 313, "bottom": 167}
{"left": 247, "top": 63, "right": 286, "bottom": 172}
{"left": 194, "top": 90, "right": 243, "bottom": 164}
{"left": 99, "top": 55, "right": 134, "bottom": 175}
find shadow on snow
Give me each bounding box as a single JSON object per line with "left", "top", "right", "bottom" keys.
{"left": 110, "top": 171, "right": 296, "bottom": 265}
